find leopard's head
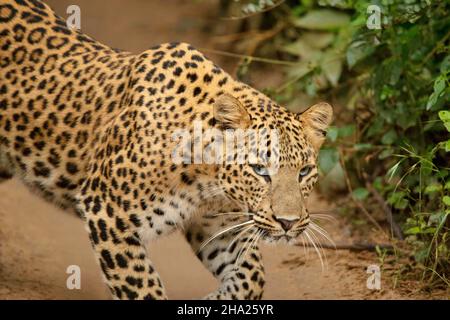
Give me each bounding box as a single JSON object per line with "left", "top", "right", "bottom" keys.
{"left": 212, "top": 93, "right": 333, "bottom": 244}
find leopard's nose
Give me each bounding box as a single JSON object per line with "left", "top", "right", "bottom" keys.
{"left": 274, "top": 216, "right": 299, "bottom": 231}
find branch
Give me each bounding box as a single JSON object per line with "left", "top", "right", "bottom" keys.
{"left": 221, "top": 0, "right": 285, "bottom": 20}
{"left": 199, "top": 47, "right": 296, "bottom": 66}
{"left": 338, "top": 150, "right": 388, "bottom": 237}
{"left": 297, "top": 242, "right": 395, "bottom": 252}
{"left": 364, "top": 177, "right": 404, "bottom": 240}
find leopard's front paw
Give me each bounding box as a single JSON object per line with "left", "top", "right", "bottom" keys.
{"left": 203, "top": 291, "right": 223, "bottom": 300}
{"left": 203, "top": 284, "right": 264, "bottom": 300}
{"left": 203, "top": 288, "right": 236, "bottom": 300}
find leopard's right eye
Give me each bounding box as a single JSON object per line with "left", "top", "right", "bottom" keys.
{"left": 251, "top": 165, "right": 270, "bottom": 176}
{"left": 298, "top": 165, "right": 313, "bottom": 182}
{"left": 250, "top": 165, "right": 272, "bottom": 183}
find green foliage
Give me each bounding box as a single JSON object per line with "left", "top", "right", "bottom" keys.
{"left": 352, "top": 187, "right": 369, "bottom": 200}
{"left": 226, "top": 0, "right": 450, "bottom": 286}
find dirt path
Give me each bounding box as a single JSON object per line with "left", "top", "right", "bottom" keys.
{"left": 0, "top": 0, "right": 441, "bottom": 300}
{"left": 0, "top": 178, "right": 427, "bottom": 300}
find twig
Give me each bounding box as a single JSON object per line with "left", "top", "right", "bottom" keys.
{"left": 221, "top": 0, "right": 285, "bottom": 20}
{"left": 364, "top": 175, "right": 404, "bottom": 240}
{"left": 233, "top": 22, "right": 285, "bottom": 76}
{"left": 338, "top": 149, "right": 388, "bottom": 237}
{"left": 422, "top": 29, "right": 450, "bottom": 66}
{"left": 211, "top": 30, "right": 269, "bottom": 44}
{"left": 199, "top": 48, "right": 298, "bottom": 66}
{"left": 297, "top": 242, "right": 395, "bottom": 252}
{"left": 243, "top": 23, "right": 285, "bottom": 56}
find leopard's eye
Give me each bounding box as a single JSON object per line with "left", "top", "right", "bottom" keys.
{"left": 298, "top": 165, "right": 313, "bottom": 181}
{"left": 251, "top": 165, "right": 270, "bottom": 176}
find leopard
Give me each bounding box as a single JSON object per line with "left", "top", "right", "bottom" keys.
{"left": 0, "top": 0, "right": 333, "bottom": 300}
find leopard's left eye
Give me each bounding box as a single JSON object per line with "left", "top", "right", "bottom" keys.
{"left": 298, "top": 165, "right": 313, "bottom": 181}
{"left": 251, "top": 165, "right": 270, "bottom": 176}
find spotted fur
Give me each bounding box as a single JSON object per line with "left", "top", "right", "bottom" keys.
{"left": 0, "top": 0, "right": 333, "bottom": 300}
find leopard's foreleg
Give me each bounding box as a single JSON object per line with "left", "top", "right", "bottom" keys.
{"left": 0, "top": 147, "right": 13, "bottom": 183}
{"left": 184, "top": 215, "right": 265, "bottom": 300}
{"left": 77, "top": 183, "right": 168, "bottom": 300}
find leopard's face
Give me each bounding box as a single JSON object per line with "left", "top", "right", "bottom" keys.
{"left": 211, "top": 94, "right": 333, "bottom": 244}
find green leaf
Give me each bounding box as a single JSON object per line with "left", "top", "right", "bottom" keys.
{"left": 423, "top": 228, "right": 437, "bottom": 234}
{"left": 346, "top": 39, "right": 375, "bottom": 68}
{"left": 282, "top": 38, "right": 320, "bottom": 60}
{"left": 445, "top": 140, "right": 450, "bottom": 152}
{"left": 373, "top": 177, "right": 383, "bottom": 191}
{"left": 301, "top": 32, "right": 335, "bottom": 49}
{"left": 292, "top": 9, "right": 350, "bottom": 30}
{"left": 420, "top": 157, "right": 433, "bottom": 176}
{"left": 352, "top": 187, "right": 369, "bottom": 200}
{"left": 354, "top": 143, "right": 372, "bottom": 151}
{"left": 327, "top": 126, "right": 339, "bottom": 142}
{"left": 387, "top": 160, "right": 402, "bottom": 181}
{"left": 443, "top": 196, "right": 450, "bottom": 206}
{"left": 440, "top": 54, "right": 450, "bottom": 74}
{"left": 385, "top": 58, "right": 403, "bottom": 85}
{"left": 434, "top": 76, "right": 446, "bottom": 93}
{"left": 445, "top": 180, "right": 450, "bottom": 190}
{"left": 322, "top": 49, "right": 343, "bottom": 87}
{"left": 367, "top": 118, "right": 384, "bottom": 137}
{"left": 427, "top": 76, "right": 447, "bottom": 110}
{"left": 405, "top": 226, "right": 421, "bottom": 235}
{"left": 317, "top": 0, "right": 353, "bottom": 9}
{"left": 388, "top": 191, "right": 409, "bottom": 209}
{"left": 318, "top": 147, "right": 339, "bottom": 175}
{"left": 395, "top": 198, "right": 409, "bottom": 209}
{"left": 381, "top": 129, "right": 398, "bottom": 145}
{"left": 379, "top": 148, "right": 393, "bottom": 159}
{"left": 426, "top": 91, "right": 438, "bottom": 110}
{"left": 338, "top": 124, "right": 355, "bottom": 138}
{"left": 286, "top": 60, "right": 317, "bottom": 80}
{"left": 439, "top": 110, "right": 450, "bottom": 121}
{"left": 424, "top": 183, "right": 442, "bottom": 194}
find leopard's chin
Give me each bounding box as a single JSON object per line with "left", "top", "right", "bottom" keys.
{"left": 261, "top": 233, "right": 299, "bottom": 245}
{"left": 252, "top": 225, "right": 304, "bottom": 245}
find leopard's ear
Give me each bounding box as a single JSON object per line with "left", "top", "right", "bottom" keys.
{"left": 298, "top": 102, "right": 333, "bottom": 151}
{"left": 213, "top": 94, "right": 251, "bottom": 129}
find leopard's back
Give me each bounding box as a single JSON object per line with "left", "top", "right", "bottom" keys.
{"left": 0, "top": 0, "right": 138, "bottom": 207}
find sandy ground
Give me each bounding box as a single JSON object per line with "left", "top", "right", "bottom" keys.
{"left": 0, "top": 178, "right": 417, "bottom": 300}
{"left": 0, "top": 0, "right": 445, "bottom": 300}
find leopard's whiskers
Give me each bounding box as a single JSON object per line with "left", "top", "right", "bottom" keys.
{"left": 198, "top": 183, "right": 228, "bottom": 199}
{"left": 197, "top": 220, "right": 254, "bottom": 254}
{"left": 309, "top": 221, "right": 336, "bottom": 248}
{"left": 298, "top": 233, "right": 309, "bottom": 259}
{"left": 304, "top": 229, "right": 325, "bottom": 271}
{"left": 309, "top": 213, "right": 337, "bottom": 222}
{"left": 234, "top": 227, "right": 259, "bottom": 268}
{"left": 307, "top": 226, "right": 329, "bottom": 268}
{"left": 200, "top": 187, "right": 225, "bottom": 200}
{"left": 206, "top": 212, "right": 252, "bottom": 218}
{"left": 237, "top": 228, "right": 262, "bottom": 267}
{"left": 226, "top": 224, "right": 254, "bottom": 253}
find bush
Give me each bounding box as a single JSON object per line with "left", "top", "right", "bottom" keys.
{"left": 220, "top": 0, "right": 449, "bottom": 287}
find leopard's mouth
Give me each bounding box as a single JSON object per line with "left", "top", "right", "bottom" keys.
{"left": 250, "top": 214, "right": 308, "bottom": 244}
{"left": 258, "top": 232, "right": 299, "bottom": 245}
{"left": 272, "top": 233, "right": 293, "bottom": 240}
{"left": 250, "top": 223, "right": 307, "bottom": 245}
{"left": 263, "top": 229, "right": 306, "bottom": 244}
